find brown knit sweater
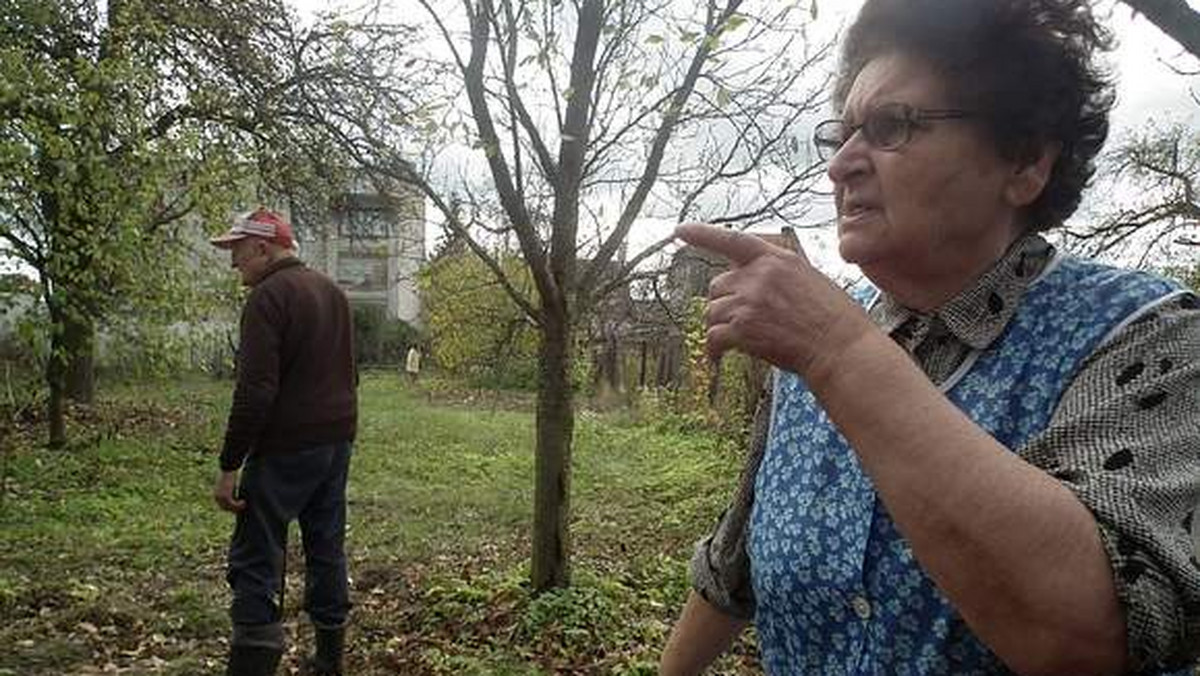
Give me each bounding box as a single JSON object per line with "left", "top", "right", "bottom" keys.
{"left": 219, "top": 258, "right": 357, "bottom": 471}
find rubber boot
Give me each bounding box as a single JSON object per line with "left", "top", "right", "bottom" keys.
{"left": 227, "top": 623, "right": 284, "bottom": 676}
{"left": 305, "top": 623, "right": 345, "bottom": 676}
{"left": 225, "top": 645, "right": 282, "bottom": 676}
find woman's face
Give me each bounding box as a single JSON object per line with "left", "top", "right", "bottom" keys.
{"left": 828, "top": 53, "right": 1031, "bottom": 291}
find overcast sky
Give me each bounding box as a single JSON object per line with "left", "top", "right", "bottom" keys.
{"left": 290, "top": 0, "right": 1200, "bottom": 272}
{"left": 0, "top": 1, "right": 1190, "bottom": 280}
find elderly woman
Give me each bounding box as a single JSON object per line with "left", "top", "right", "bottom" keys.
{"left": 659, "top": 1, "right": 1200, "bottom": 675}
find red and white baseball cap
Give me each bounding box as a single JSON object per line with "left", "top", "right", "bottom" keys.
{"left": 210, "top": 208, "right": 296, "bottom": 249}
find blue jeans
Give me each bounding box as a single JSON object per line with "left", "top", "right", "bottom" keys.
{"left": 226, "top": 441, "right": 353, "bottom": 631}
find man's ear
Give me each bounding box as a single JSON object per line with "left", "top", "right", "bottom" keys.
{"left": 1006, "top": 142, "right": 1061, "bottom": 208}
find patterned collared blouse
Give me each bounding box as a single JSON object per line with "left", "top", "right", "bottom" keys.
{"left": 690, "top": 234, "right": 1200, "bottom": 672}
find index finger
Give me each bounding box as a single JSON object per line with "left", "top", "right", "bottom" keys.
{"left": 675, "top": 223, "right": 776, "bottom": 266}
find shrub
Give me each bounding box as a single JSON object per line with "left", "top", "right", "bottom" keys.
{"left": 353, "top": 304, "right": 422, "bottom": 366}
{"left": 420, "top": 253, "right": 539, "bottom": 389}
{"left": 626, "top": 298, "right": 763, "bottom": 443}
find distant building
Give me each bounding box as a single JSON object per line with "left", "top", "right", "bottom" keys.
{"left": 667, "top": 228, "right": 800, "bottom": 300}
{"left": 593, "top": 227, "right": 800, "bottom": 392}
{"left": 667, "top": 244, "right": 726, "bottom": 302}
{"left": 302, "top": 176, "right": 426, "bottom": 325}
{"left": 197, "top": 175, "right": 426, "bottom": 325}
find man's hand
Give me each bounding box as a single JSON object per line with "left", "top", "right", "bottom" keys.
{"left": 213, "top": 469, "right": 245, "bottom": 512}
{"left": 675, "top": 223, "right": 871, "bottom": 378}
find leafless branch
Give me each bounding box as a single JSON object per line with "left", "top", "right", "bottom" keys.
{"left": 579, "top": 0, "right": 747, "bottom": 301}
{"left": 462, "top": 0, "right": 555, "bottom": 301}
{"left": 1120, "top": 0, "right": 1200, "bottom": 60}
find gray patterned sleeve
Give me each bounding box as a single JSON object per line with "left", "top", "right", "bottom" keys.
{"left": 687, "top": 375, "right": 772, "bottom": 620}
{"left": 1020, "top": 293, "right": 1200, "bottom": 672}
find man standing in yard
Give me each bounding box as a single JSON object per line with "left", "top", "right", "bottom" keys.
{"left": 210, "top": 208, "right": 357, "bottom": 676}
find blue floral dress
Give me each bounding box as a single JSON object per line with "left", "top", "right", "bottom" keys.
{"left": 748, "top": 256, "right": 1188, "bottom": 675}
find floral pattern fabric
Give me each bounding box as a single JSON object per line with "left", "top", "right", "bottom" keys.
{"left": 748, "top": 255, "right": 1187, "bottom": 675}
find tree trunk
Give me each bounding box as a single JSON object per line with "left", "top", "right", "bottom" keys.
{"left": 47, "top": 372, "right": 66, "bottom": 449}
{"left": 638, "top": 341, "right": 647, "bottom": 389}
{"left": 1120, "top": 0, "right": 1200, "bottom": 59}
{"left": 45, "top": 307, "right": 68, "bottom": 449}
{"left": 531, "top": 311, "right": 574, "bottom": 592}
{"left": 63, "top": 314, "right": 95, "bottom": 404}
{"left": 707, "top": 361, "right": 721, "bottom": 406}
{"left": 602, "top": 330, "right": 620, "bottom": 394}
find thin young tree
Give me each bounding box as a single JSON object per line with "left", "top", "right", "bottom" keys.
{"left": 282, "top": 0, "right": 833, "bottom": 591}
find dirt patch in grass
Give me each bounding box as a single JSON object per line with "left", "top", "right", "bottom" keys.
{"left": 2, "top": 397, "right": 208, "bottom": 454}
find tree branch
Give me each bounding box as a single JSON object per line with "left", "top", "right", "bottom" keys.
{"left": 547, "top": 0, "right": 605, "bottom": 312}
{"left": 464, "top": 0, "right": 555, "bottom": 302}
{"left": 493, "top": 0, "right": 560, "bottom": 184}
{"left": 421, "top": 173, "right": 543, "bottom": 323}
{"left": 416, "top": 0, "right": 469, "bottom": 74}
{"left": 579, "top": 0, "right": 745, "bottom": 302}
{"left": 1120, "top": 0, "right": 1200, "bottom": 59}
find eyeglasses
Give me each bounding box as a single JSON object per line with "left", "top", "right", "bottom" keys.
{"left": 813, "top": 103, "right": 977, "bottom": 161}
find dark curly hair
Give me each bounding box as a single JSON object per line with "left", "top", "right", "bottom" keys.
{"left": 833, "top": 0, "right": 1115, "bottom": 230}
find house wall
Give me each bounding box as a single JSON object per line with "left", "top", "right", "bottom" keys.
{"left": 305, "top": 182, "right": 425, "bottom": 325}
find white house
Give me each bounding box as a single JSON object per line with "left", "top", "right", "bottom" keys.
{"left": 302, "top": 176, "right": 425, "bottom": 325}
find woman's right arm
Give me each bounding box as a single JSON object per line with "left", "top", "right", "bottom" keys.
{"left": 660, "top": 591, "right": 748, "bottom": 675}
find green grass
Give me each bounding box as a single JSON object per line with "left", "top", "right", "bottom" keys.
{"left": 0, "top": 373, "right": 760, "bottom": 675}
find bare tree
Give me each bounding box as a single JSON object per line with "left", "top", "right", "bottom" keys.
{"left": 285, "top": 0, "right": 833, "bottom": 592}
{"left": 1067, "top": 123, "right": 1200, "bottom": 268}
{"left": 422, "top": 0, "right": 832, "bottom": 592}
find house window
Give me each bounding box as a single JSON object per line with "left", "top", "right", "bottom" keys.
{"left": 341, "top": 208, "right": 394, "bottom": 239}
{"left": 337, "top": 254, "right": 388, "bottom": 292}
